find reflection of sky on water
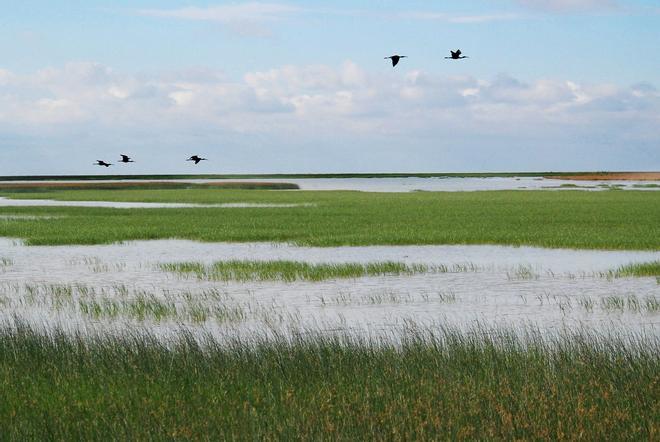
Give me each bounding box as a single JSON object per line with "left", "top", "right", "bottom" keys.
{"left": 1, "top": 176, "right": 658, "bottom": 195}
{"left": 1, "top": 239, "right": 658, "bottom": 341}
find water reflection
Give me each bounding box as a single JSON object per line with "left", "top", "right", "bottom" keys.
{"left": 0, "top": 238, "right": 658, "bottom": 341}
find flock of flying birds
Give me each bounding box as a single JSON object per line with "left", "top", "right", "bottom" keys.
{"left": 95, "top": 155, "right": 206, "bottom": 167}
{"left": 94, "top": 49, "right": 468, "bottom": 168}
{"left": 385, "top": 49, "right": 468, "bottom": 67}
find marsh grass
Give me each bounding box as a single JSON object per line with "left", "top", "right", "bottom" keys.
{"left": 645, "top": 297, "right": 660, "bottom": 312}
{"left": 160, "top": 260, "right": 430, "bottom": 282}
{"left": 601, "top": 296, "right": 626, "bottom": 312}
{"left": 1, "top": 190, "right": 658, "bottom": 250}
{"left": 0, "top": 322, "right": 657, "bottom": 440}
{"left": 506, "top": 264, "right": 541, "bottom": 281}
{"left": 0, "top": 283, "right": 258, "bottom": 324}
{"left": 608, "top": 261, "right": 660, "bottom": 278}
{"left": 0, "top": 181, "right": 299, "bottom": 192}
{"left": 572, "top": 295, "right": 660, "bottom": 314}
{"left": 633, "top": 183, "right": 660, "bottom": 189}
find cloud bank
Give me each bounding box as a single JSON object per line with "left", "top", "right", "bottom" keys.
{"left": 0, "top": 62, "right": 657, "bottom": 174}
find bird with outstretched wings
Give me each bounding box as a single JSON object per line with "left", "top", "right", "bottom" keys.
{"left": 187, "top": 155, "right": 207, "bottom": 165}
{"left": 385, "top": 55, "right": 407, "bottom": 67}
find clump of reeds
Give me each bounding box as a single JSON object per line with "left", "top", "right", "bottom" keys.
{"left": 606, "top": 261, "right": 660, "bottom": 279}
{"left": 159, "top": 260, "right": 430, "bottom": 282}
{"left": 0, "top": 321, "right": 657, "bottom": 440}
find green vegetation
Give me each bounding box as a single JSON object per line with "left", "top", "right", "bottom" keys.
{"left": 161, "top": 260, "right": 428, "bottom": 282}
{"left": 0, "top": 181, "right": 298, "bottom": 192}
{"left": 555, "top": 183, "right": 596, "bottom": 189}
{"left": 609, "top": 261, "right": 660, "bottom": 278}
{"left": 0, "top": 323, "right": 657, "bottom": 440}
{"left": 1, "top": 189, "right": 659, "bottom": 249}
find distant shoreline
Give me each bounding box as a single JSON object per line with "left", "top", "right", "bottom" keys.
{"left": 544, "top": 172, "right": 660, "bottom": 181}
{"left": 1, "top": 171, "right": 658, "bottom": 182}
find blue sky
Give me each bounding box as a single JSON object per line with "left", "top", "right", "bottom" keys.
{"left": 0, "top": 0, "right": 658, "bottom": 174}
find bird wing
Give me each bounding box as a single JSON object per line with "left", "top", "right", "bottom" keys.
{"left": 120, "top": 155, "right": 128, "bottom": 161}
{"left": 456, "top": 50, "right": 462, "bottom": 56}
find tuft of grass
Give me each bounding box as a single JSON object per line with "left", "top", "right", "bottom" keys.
{"left": 609, "top": 261, "right": 660, "bottom": 278}
{"left": 0, "top": 323, "right": 657, "bottom": 440}
{"left": 645, "top": 297, "right": 660, "bottom": 312}
{"left": 601, "top": 296, "right": 626, "bottom": 312}
{"left": 506, "top": 264, "right": 540, "bottom": 281}
{"left": 160, "top": 260, "right": 429, "bottom": 282}
{"left": 633, "top": 183, "right": 660, "bottom": 189}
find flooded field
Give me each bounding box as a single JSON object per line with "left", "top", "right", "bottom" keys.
{"left": 2, "top": 176, "right": 658, "bottom": 193}
{"left": 222, "top": 177, "right": 659, "bottom": 192}
{"left": 1, "top": 238, "right": 658, "bottom": 341}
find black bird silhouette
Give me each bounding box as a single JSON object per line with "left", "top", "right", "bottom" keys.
{"left": 445, "top": 50, "right": 469, "bottom": 60}
{"left": 119, "top": 154, "right": 134, "bottom": 163}
{"left": 187, "top": 155, "right": 207, "bottom": 165}
{"left": 385, "top": 55, "right": 407, "bottom": 67}
{"left": 95, "top": 160, "right": 112, "bottom": 167}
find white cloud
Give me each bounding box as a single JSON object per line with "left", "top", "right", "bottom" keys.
{"left": 0, "top": 61, "right": 657, "bottom": 173}
{"left": 398, "top": 12, "right": 522, "bottom": 23}
{"left": 515, "top": 0, "right": 618, "bottom": 12}
{"left": 139, "top": 3, "right": 299, "bottom": 23}
{"left": 139, "top": 3, "right": 300, "bottom": 36}
{"left": 139, "top": 3, "right": 525, "bottom": 32}
{"left": 1, "top": 61, "right": 658, "bottom": 131}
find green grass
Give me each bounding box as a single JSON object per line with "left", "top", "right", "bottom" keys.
{"left": 161, "top": 260, "right": 428, "bottom": 282}
{"left": 610, "top": 261, "right": 660, "bottom": 278}
{"left": 0, "top": 323, "right": 657, "bottom": 440}
{"left": 1, "top": 189, "right": 659, "bottom": 249}
{"left": 0, "top": 181, "right": 298, "bottom": 192}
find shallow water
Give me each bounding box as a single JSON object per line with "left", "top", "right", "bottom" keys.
{"left": 2, "top": 176, "right": 658, "bottom": 193}
{"left": 0, "top": 238, "right": 657, "bottom": 341}
{"left": 224, "top": 177, "right": 658, "bottom": 192}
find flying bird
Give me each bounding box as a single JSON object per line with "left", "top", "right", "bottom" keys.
{"left": 119, "top": 154, "right": 134, "bottom": 163}
{"left": 385, "top": 55, "right": 407, "bottom": 67}
{"left": 95, "top": 160, "right": 112, "bottom": 167}
{"left": 445, "top": 50, "right": 469, "bottom": 60}
{"left": 187, "top": 155, "right": 207, "bottom": 165}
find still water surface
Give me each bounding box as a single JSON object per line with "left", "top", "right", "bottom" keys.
{"left": 1, "top": 239, "right": 657, "bottom": 341}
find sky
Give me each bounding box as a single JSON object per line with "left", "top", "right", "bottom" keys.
{"left": 0, "top": 0, "right": 658, "bottom": 175}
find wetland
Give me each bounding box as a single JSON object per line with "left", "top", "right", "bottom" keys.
{"left": 0, "top": 183, "right": 658, "bottom": 439}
